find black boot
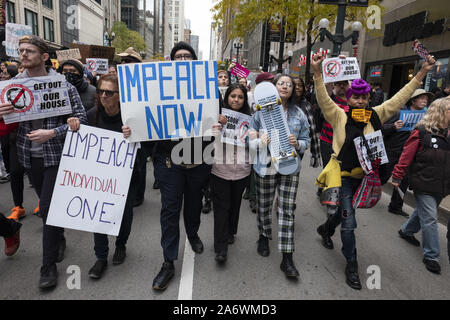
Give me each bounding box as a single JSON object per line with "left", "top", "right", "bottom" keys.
{"left": 152, "top": 261, "right": 175, "bottom": 291}
{"left": 317, "top": 218, "right": 334, "bottom": 250}
{"left": 280, "top": 253, "right": 299, "bottom": 278}
{"left": 257, "top": 234, "right": 270, "bottom": 257}
{"left": 345, "top": 260, "right": 362, "bottom": 290}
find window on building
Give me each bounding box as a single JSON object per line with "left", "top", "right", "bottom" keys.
{"left": 43, "top": 17, "right": 54, "bottom": 42}
{"left": 25, "top": 9, "right": 39, "bottom": 36}
{"left": 42, "top": 0, "right": 53, "bottom": 9}
{"left": 94, "top": 0, "right": 101, "bottom": 5}
{"left": 6, "top": 1, "right": 16, "bottom": 23}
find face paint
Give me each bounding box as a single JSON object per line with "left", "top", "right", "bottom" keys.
{"left": 351, "top": 108, "right": 372, "bottom": 123}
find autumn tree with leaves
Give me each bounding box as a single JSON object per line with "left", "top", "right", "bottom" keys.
{"left": 212, "top": 0, "right": 383, "bottom": 84}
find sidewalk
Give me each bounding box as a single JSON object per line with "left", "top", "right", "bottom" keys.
{"left": 382, "top": 183, "right": 450, "bottom": 225}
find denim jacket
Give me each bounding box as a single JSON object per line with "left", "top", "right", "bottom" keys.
{"left": 250, "top": 104, "right": 310, "bottom": 177}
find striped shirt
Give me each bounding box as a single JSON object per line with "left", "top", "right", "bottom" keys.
{"left": 319, "top": 94, "right": 348, "bottom": 144}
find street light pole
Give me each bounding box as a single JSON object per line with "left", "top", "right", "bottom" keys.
{"left": 277, "top": 16, "right": 286, "bottom": 74}
{"left": 234, "top": 42, "right": 243, "bottom": 64}
{"left": 332, "top": 0, "right": 347, "bottom": 57}
{"left": 318, "top": 1, "right": 364, "bottom": 57}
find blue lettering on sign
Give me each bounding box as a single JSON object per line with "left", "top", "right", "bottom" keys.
{"left": 192, "top": 61, "right": 204, "bottom": 99}
{"left": 142, "top": 63, "right": 157, "bottom": 101}
{"left": 96, "top": 136, "right": 109, "bottom": 164}
{"left": 159, "top": 62, "right": 174, "bottom": 100}
{"left": 163, "top": 104, "right": 180, "bottom": 139}
{"left": 145, "top": 105, "right": 164, "bottom": 139}
{"left": 205, "top": 61, "right": 219, "bottom": 99}
{"left": 145, "top": 103, "right": 204, "bottom": 139}
{"left": 175, "top": 61, "right": 191, "bottom": 99}
{"left": 118, "top": 65, "right": 126, "bottom": 103}
{"left": 99, "top": 202, "right": 114, "bottom": 224}
{"left": 180, "top": 103, "right": 202, "bottom": 136}
{"left": 124, "top": 64, "right": 142, "bottom": 102}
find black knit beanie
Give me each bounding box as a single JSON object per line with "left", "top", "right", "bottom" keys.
{"left": 170, "top": 41, "right": 198, "bottom": 60}
{"left": 61, "top": 59, "right": 85, "bottom": 75}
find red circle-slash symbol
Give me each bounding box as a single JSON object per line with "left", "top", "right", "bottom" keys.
{"left": 324, "top": 60, "right": 341, "bottom": 78}
{"left": 1, "top": 84, "right": 35, "bottom": 113}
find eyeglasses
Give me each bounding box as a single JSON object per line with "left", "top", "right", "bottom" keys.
{"left": 18, "top": 48, "right": 39, "bottom": 55}
{"left": 174, "top": 54, "right": 193, "bottom": 60}
{"left": 276, "top": 81, "right": 292, "bottom": 88}
{"left": 97, "top": 89, "right": 118, "bottom": 97}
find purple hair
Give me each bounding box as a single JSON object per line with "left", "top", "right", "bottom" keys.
{"left": 346, "top": 79, "right": 371, "bottom": 100}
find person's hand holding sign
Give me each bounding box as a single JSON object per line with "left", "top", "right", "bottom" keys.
{"left": 311, "top": 53, "right": 325, "bottom": 77}
{"left": 67, "top": 117, "right": 80, "bottom": 131}
{"left": 122, "top": 126, "right": 131, "bottom": 139}
{"left": 27, "top": 129, "right": 56, "bottom": 144}
{"left": 0, "top": 102, "right": 14, "bottom": 119}
{"left": 218, "top": 114, "right": 227, "bottom": 125}
{"left": 289, "top": 134, "right": 299, "bottom": 149}
{"left": 394, "top": 120, "right": 404, "bottom": 131}
{"left": 260, "top": 132, "right": 270, "bottom": 146}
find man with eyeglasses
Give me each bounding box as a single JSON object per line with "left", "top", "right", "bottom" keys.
{"left": 0, "top": 35, "right": 87, "bottom": 290}
{"left": 152, "top": 42, "right": 212, "bottom": 291}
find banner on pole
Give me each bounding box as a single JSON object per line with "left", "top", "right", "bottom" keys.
{"left": 117, "top": 61, "right": 219, "bottom": 142}
{"left": 46, "top": 125, "right": 139, "bottom": 236}
{"left": 0, "top": 75, "right": 72, "bottom": 124}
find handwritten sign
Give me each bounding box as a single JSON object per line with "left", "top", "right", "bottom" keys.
{"left": 399, "top": 110, "right": 425, "bottom": 131}
{"left": 354, "top": 130, "right": 389, "bottom": 173}
{"left": 5, "top": 23, "right": 32, "bottom": 58}
{"left": 0, "top": 75, "right": 72, "bottom": 124}
{"left": 221, "top": 108, "right": 251, "bottom": 147}
{"left": 117, "top": 61, "right": 219, "bottom": 142}
{"left": 230, "top": 63, "right": 250, "bottom": 79}
{"left": 46, "top": 125, "right": 139, "bottom": 236}
{"left": 56, "top": 48, "right": 82, "bottom": 63}
{"left": 322, "top": 57, "right": 361, "bottom": 83}
{"left": 86, "top": 58, "right": 108, "bottom": 74}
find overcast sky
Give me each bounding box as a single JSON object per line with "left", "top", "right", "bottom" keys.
{"left": 184, "top": 0, "right": 214, "bottom": 60}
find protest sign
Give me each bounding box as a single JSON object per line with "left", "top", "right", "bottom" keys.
{"left": 46, "top": 125, "right": 139, "bottom": 236}
{"left": 354, "top": 130, "right": 389, "bottom": 173}
{"left": 322, "top": 57, "right": 361, "bottom": 83}
{"left": 399, "top": 110, "right": 425, "bottom": 131}
{"left": 56, "top": 48, "right": 82, "bottom": 63}
{"left": 221, "top": 108, "right": 252, "bottom": 147}
{"left": 86, "top": 58, "right": 109, "bottom": 74}
{"left": 117, "top": 61, "right": 219, "bottom": 142}
{"left": 0, "top": 75, "right": 72, "bottom": 124}
{"left": 5, "top": 23, "right": 32, "bottom": 58}
{"left": 230, "top": 63, "right": 250, "bottom": 79}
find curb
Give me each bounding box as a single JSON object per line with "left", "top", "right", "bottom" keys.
{"left": 382, "top": 184, "right": 450, "bottom": 225}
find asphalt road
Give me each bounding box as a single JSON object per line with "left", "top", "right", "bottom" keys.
{"left": 0, "top": 154, "right": 449, "bottom": 300}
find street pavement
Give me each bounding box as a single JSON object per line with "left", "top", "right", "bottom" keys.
{"left": 0, "top": 153, "right": 449, "bottom": 300}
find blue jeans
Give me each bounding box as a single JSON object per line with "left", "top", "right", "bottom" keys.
{"left": 401, "top": 192, "right": 442, "bottom": 261}
{"left": 331, "top": 177, "right": 362, "bottom": 262}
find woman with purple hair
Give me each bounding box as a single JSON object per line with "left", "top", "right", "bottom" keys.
{"left": 311, "top": 53, "right": 436, "bottom": 290}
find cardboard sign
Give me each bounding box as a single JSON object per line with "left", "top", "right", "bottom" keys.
{"left": 117, "top": 61, "right": 220, "bottom": 142}
{"left": 86, "top": 58, "right": 109, "bottom": 74}
{"left": 322, "top": 57, "right": 361, "bottom": 83}
{"left": 230, "top": 63, "right": 250, "bottom": 79}
{"left": 46, "top": 125, "right": 139, "bottom": 236}
{"left": 399, "top": 110, "right": 426, "bottom": 131}
{"left": 353, "top": 130, "right": 389, "bottom": 173}
{"left": 0, "top": 75, "right": 72, "bottom": 124}
{"left": 221, "top": 108, "right": 252, "bottom": 147}
{"left": 5, "top": 23, "right": 32, "bottom": 58}
{"left": 56, "top": 48, "right": 82, "bottom": 63}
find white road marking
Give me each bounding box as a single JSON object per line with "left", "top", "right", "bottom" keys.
{"left": 178, "top": 238, "right": 195, "bottom": 300}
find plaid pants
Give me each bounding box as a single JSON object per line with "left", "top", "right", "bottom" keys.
{"left": 255, "top": 173, "right": 299, "bottom": 253}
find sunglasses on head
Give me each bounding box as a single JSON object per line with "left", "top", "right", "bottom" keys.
{"left": 97, "top": 89, "right": 118, "bottom": 97}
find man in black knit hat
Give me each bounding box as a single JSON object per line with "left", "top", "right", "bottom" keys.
{"left": 61, "top": 59, "right": 96, "bottom": 112}
{"left": 152, "top": 42, "right": 213, "bottom": 291}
